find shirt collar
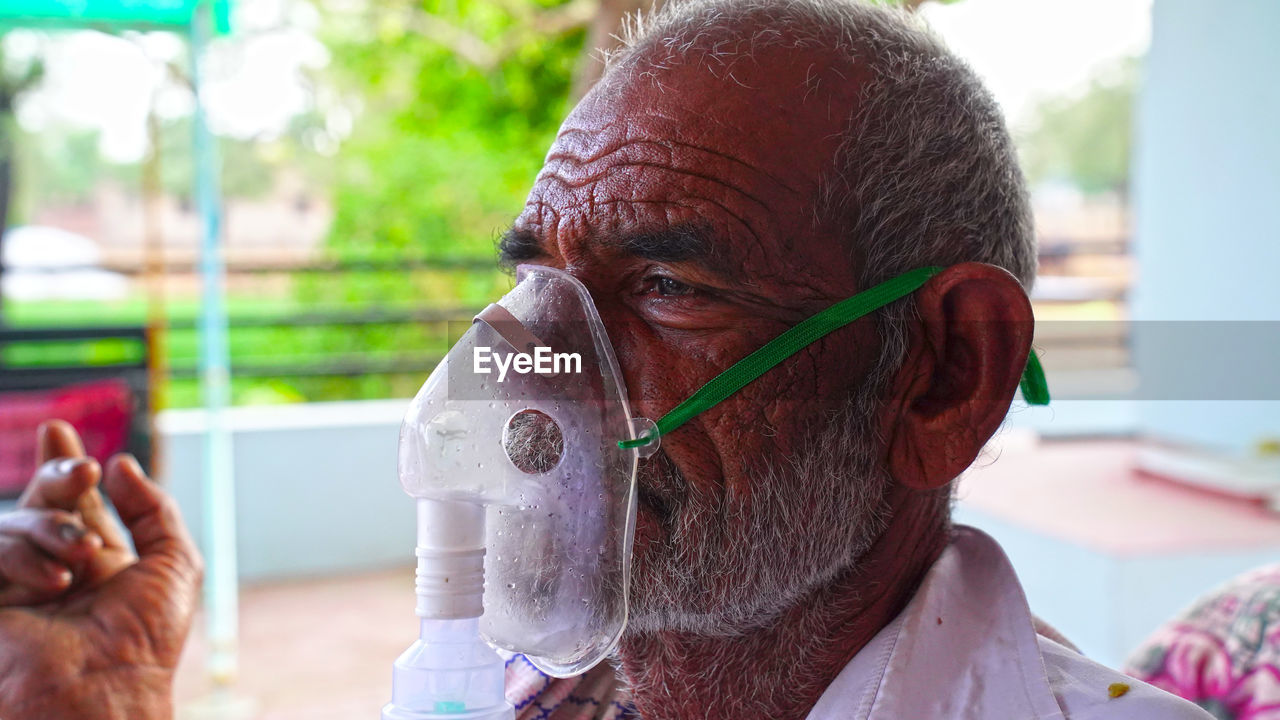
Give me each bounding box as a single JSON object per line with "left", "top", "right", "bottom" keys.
{"left": 806, "top": 524, "right": 1066, "bottom": 720}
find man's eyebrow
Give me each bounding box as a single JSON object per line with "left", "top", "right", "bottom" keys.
{"left": 498, "top": 224, "right": 723, "bottom": 271}
{"left": 615, "top": 225, "right": 716, "bottom": 264}
{"left": 497, "top": 227, "right": 545, "bottom": 270}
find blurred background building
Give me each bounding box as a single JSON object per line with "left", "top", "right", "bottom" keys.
{"left": 0, "top": 0, "right": 1277, "bottom": 718}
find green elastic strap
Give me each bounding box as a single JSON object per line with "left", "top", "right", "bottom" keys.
{"left": 618, "top": 266, "right": 1050, "bottom": 451}
{"left": 1019, "top": 341, "right": 1050, "bottom": 406}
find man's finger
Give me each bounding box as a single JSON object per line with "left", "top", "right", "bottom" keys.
{"left": 24, "top": 420, "right": 94, "bottom": 511}
{"left": 21, "top": 423, "right": 130, "bottom": 549}
{"left": 37, "top": 420, "right": 86, "bottom": 465}
{"left": 0, "top": 509, "right": 103, "bottom": 566}
{"left": 18, "top": 457, "right": 101, "bottom": 511}
{"left": 0, "top": 535, "right": 72, "bottom": 600}
{"left": 101, "top": 454, "right": 202, "bottom": 581}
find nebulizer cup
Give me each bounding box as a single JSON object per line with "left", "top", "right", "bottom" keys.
{"left": 382, "top": 265, "right": 655, "bottom": 719}
{"left": 382, "top": 496, "right": 507, "bottom": 720}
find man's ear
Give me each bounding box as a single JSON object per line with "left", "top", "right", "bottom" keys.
{"left": 880, "top": 262, "right": 1034, "bottom": 491}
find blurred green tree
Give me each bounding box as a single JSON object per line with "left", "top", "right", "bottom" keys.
{"left": 1020, "top": 57, "right": 1139, "bottom": 198}
{"left": 148, "top": 116, "right": 276, "bottom": 201}
{"left": 14, "top": 118, "right": 281, "bottom": 212}
{"left": 316, "top": 0, "right": 593, "bottom": 266}
{"left": 19, "top": 127, "right": 100, "bottom": 207}
{"left": 265, "top": 0, "right": 604, "bottom": 403}
{"left": 0, "top": 43, "right": 42, "bottom": 227}
{"left": 0, "top": 41, "right": 44, "bottom": 321}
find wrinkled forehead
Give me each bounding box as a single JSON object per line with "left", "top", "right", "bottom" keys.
{"left": 572, "top": 39, "right": 863, "bottom": 201}
{"left": 520, "top": 37, "right": 867, "bottom": 285}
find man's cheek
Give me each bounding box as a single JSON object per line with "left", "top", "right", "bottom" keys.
{"left": 708, "top": 377, "right": 811, "bottom": 475}
{"left": 631, "top": 504, "right": 664, "bottom": 566}
{"left": 739, "top": 337, "right": 867, "bottom": 455}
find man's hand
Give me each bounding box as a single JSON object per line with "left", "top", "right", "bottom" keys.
{"left": 0, "top": 421, "right": 203, "bottom": 720}
{"left": 0, "top": 421, "right": 136, "bottom": 606}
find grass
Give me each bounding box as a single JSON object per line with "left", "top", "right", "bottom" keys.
{"left": 2, "top": 268, "right": 511, "bottom": 409}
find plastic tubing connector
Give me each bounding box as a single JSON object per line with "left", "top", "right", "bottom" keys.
{"left": 415, "top": 498, "right": 485, "bottom": 619}
{"left": 382, "top": 499, "right": 514, "bottom": 720}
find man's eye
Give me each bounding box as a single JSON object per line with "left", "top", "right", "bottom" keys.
{"left": 647, "top": 275, "right": 696, "bottom": 297}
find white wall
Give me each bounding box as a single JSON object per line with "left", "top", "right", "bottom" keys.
{"left": 956, "top": 505, "right": 1279, "bottom": 668}
{"left": 157, "top": 399, "right": 415, "bottom": 581}
{"left": 1131, "top": 0, "right": 1280, "bottom": 450}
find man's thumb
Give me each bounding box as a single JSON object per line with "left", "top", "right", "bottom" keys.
{"left": 101, "top": 455, "right": 202, "bottom": 579}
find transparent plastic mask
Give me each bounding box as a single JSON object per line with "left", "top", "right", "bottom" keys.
{"left": 398, "top": 264, "right": 654, "bottom": 677}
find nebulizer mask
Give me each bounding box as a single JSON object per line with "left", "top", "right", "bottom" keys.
{"left": 382, "top": 265, "right": 1049, "bottom": 719}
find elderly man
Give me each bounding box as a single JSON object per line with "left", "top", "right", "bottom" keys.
{"left": 0, "top": 1, "right": 1213, "bottom": 718}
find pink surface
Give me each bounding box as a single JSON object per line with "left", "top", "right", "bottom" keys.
{"left": 957, "top": 440, "right": 1280, "bottom": 555}
{"left": 0, "top": 380, "right": 134, "bottom": 495}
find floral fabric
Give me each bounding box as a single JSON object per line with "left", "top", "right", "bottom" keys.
{"left": 505, "top": 654, "right": 638, "bottom": 720}
{"left": 1127, "top": 565, "right": 1280, "bottom": 720}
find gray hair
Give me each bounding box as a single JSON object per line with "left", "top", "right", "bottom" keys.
{"left": 605, "top": 0, "right": 1036, "bottom": 422}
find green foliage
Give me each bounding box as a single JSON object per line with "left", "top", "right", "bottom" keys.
{"left": 20, "top": 118, "right": 279, "bottom": 205}
{"left": 318, "top": 0, "right": 585, "bottom": 264}
{"left": 288, "top": 0, "right": 591, "bottom": 386}
{"left": 0, "top": 37, "right": 44, "bottom": 231}
{"left": 279, "top": 0, "right": 593, "bottom": 403}
{"left": 1020, "top": 57, "right": 1138, "bottom": 196}
{"left": 0, "top": 39, "right": 43, "bottom": 115}
{"left": 148, "top": 116, "right": 277, "bottom": 201}
{"left": 4, "top": 295, "right": 466, "bottom": 408}
{"left": 12, "top": 127, "right": 102, "bottom": 208}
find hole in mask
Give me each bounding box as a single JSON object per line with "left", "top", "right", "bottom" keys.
{"left": 503, "top": 409, "right": 564, "bottom": 474}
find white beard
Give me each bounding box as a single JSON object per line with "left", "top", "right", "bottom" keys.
{"left": 625, "top": 398, "right": 892, "bottom": 637}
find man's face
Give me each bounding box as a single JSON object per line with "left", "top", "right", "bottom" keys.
{"left": 502, "top": 42, "right": 892, "bottom": 633}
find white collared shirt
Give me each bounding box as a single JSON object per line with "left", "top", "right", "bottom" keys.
{"left": 806, "top": 525, "right": 1212, "bottom": 720}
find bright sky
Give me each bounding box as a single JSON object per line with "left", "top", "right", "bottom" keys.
{"left": 8, "top": 0, "right": 326, "bottom": 162}
{"left": 6, "top": 0, "right": 1152, "bottom": 163}
{"left": 920, "top": 0, "right": 1152, "bottom": 130}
